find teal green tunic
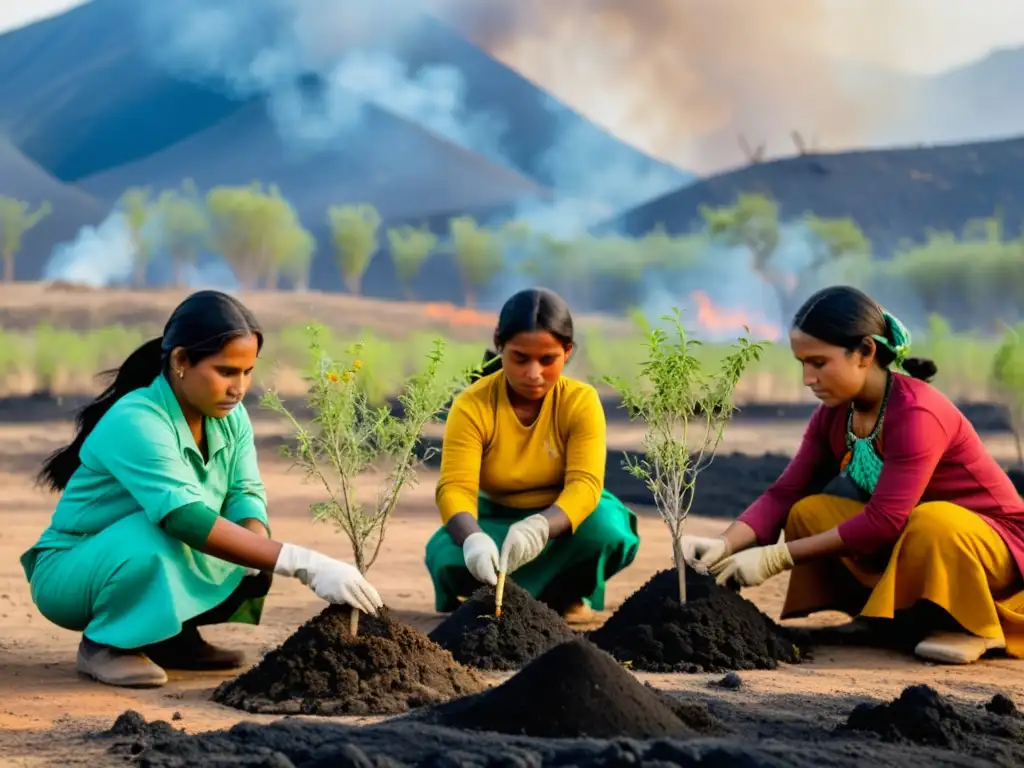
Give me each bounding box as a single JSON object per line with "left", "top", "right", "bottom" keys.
{"left": 20, "top": 373, "right": 270, "bottom": 649}
{"left": 425, "top": 489, "right": 640, "bottom": 613}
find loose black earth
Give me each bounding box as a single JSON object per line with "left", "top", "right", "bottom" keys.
{"left": 211, "top": 606, "right": 486, "bottom": 716}
{"left": 104, "top": 685, "right": 1024, "bottom": 767}
{"left": 427, "top": 580, "right": 578, "bottom": 670}
{"left": 839, "top": 684, "right": 1024, "bottom": 766}
{"left": 424, "top": 638, "right": 725, "bottom": 739}
{"left": 588, "top": 567, "right": 803, "bottom": 672}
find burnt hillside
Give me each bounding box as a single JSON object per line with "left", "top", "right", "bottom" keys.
{"left": 595, "top": 135, "right": 1024, "bottom": 254}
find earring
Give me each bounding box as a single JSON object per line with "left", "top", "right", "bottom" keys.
{"left": 176, "top": 369, "right": 184, "bottom": 379}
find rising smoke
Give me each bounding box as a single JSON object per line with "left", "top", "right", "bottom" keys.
{"left": 132, "top": 0, "right": 682, "bottom": 224}
{"left": 432, "top": 0, "right": 943, "bottom": 173}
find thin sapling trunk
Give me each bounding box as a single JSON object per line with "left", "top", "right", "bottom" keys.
{"left": 262, "top": 328, "right": 475, "bottom": 638}
{"left": 605, "top": 310, "right": 765, "bottom": 605}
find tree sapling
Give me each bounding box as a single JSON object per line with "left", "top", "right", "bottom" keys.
{"left": 604, "top": 310, "right": 765, "bottom": 603}
{"left": 262, "top": 326, "right": 471, "bottom": 634}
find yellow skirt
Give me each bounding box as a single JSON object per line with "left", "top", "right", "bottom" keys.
{"left": 782, "top": 494, "right": 1024, "bottom": 658}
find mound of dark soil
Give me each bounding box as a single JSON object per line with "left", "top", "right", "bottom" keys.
{"left": 427, "top": 580, "right": 578, "bottom": 670}
{"left": 428, "top": 638, "right": 723, "bottom": 740}
{"left": 588, "top": 568, "right": 801, "bottom": 673}
{"left": 211, "top": 606, "right": 486, "bottom": 716}
{"left": 840, "top": 685, "right": 1024, "bottom": 750}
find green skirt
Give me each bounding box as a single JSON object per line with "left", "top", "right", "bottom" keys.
{"left": 425, "top": 489, "right": 640, "bottom": 613}
{"left": 23, "top": 511, "right": 266, "bottom": 649}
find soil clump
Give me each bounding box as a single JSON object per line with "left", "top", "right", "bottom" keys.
{"left": 588, "top": 567, "right": 801, "bottom": 672}
{"left": 211, "top": 605, "right": 486, "bottom": 716}
{"left": 427, "top": 637, "right": 724, "bottom": 739}
{"left": 427, "top": 580, "right": 578, "bottom": 670}
{"left": 840, "top": 685, "right": 1024, "bottom": 759}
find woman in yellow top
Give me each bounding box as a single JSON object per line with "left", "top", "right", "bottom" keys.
{"left": 425, "top": 288, "right": 640, "bottom": 621}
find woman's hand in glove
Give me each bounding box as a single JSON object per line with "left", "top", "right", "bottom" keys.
{"left": 499, "top": 514, "right": 550, "bottom": 574}
{"left": 462, "top": 532, "right": 499, "bottom": 585}
{"left": 678, "top": 535, "right": 731, "bottom": 572}
{"left": 709, "top": 542, "right": 794, "bottom": 588}
{"left": 273, "top": 543, "right": 384, "bottom": 614}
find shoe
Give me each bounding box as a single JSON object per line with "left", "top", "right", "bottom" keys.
{"left": 77, "top": 636, "right": 168, "bottom": 688}
{"left": 562, "top": 601, "right": 596, "bottom": 625}
{"left": 913, "top": 630, "right": 1005, "bottom": 665}
{"left": 142, "top": 626, "right": 247, "bottom": 671}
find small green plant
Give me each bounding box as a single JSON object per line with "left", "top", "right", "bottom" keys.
{"left": 604, "top": 309, "right": 766, "bottom": 603}
{"left": 991, "top": 323, "right": 1024, "bottom": 469}
{"left": 261, "top": 325, "right": 472, "bottom": 632}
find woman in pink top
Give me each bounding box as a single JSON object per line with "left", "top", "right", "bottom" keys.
{"left": 685, "top": 285, "right": 1024, "bottom": 665}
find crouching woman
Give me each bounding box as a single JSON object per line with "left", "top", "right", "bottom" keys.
{"left": 424, "top": 288, "right": 640, "bottom": 622}
{"left": 21, "top": 290, "right": 383, "bottom": 688}
{"left": 684, "top": 285, "right": 1024, "bottom": 665}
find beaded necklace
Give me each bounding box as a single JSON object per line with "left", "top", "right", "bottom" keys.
{"left": 843, "top": 371, "right": 892, "bottom": 494}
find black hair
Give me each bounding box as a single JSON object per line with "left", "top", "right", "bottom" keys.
{"left": 470, "top": 288, "right": 574, "bottom": 383}
{"left": 38, "top": 290, "right": 263, "bottom": 492}
{"left": 793, "top": 285, "right": 937, "bottom": 382}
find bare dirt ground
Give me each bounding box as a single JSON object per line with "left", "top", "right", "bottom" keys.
{"left": 2, "top": 419, "right": 1023, "bottom": 767}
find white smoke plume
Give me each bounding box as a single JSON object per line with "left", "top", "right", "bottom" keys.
{"left": 130, "top": 0, "right": 684, "bottom": 233}
{"left": 43, "top": 213, "right": 135, "bottom": 287}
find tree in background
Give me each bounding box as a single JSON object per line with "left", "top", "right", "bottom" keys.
{"left": 120, "top": 187, "right": 153, "bottom": 288}
{"left": 329, "top": 204, "right": 381, "bottom": 296}
{"left": 206, "top": 182, "right": 309, "bottom": 289}
{"left": 991, "top": 323, "right": 1024, "bottom": 469}
{"left": 447, "top": 216, "right": 503, "bottom": 307}
{"left": 881, "top": 215, "right": 1021, "bottom": 329}
{"left": 386, "top": 224, "right": 436, "bottom": 299}
{"left": 803, "top": 214, "right": 872, "bottom": 289}
{"left": 0, "top": 197, "right": 51, "bottom": 283}
{"left": 703, "top": 193, "right": 871, "bottom": 323}
{"left": 270, "top": 222, "right": 316, "bottom": 291}
{"left": 154, "top": 180, "right": 209, "bottom": 287}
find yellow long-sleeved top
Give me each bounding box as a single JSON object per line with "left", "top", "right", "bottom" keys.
{"left": 436, "top": 370, "right": 606, "bottom": 532}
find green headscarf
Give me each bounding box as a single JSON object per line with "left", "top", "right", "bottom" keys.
{"left": 871, "top": 309, "right": 912, "bottom": 370}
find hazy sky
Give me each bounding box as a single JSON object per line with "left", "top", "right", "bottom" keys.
{"left": 6, "top": 0, "right": 1024, "bottom": 75}
{"left": 6, "top": 0, "right": 1024, "bottom": 72}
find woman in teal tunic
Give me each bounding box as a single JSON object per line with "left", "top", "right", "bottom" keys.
{"left": 22, "top": 290, "right": 383, "bottom": 689}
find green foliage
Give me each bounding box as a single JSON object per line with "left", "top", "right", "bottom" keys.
{"left": 328, "top": 204, "right": 382, "bottom": 295}
{"left": 991, "top": 323, "right": 1024, "bottom": 467}
{"left": 119, "top": 187, "right": 153, "bottom": 287}
{"left": 154, "top": 182, "right": 209, "bottom": 286}
{"left": 0, "top": 197, "right": 51, "bottom": 282}
{"left": 447, "top": 216, "right": 503, "bottom": 307}
{"left": 386, "top": 225, "right": 437, "bottom": 298}
{"left": 603, "top": 309, "right": 766, "bottom": 602}
{"left": 206, "top": 182, "right": 313, "bottom": 290}
{"left": 260, "top": 325, "right": 471, "bottom": 574}
{"left": 701, "top": 193, "right": 781, "bottom": 273}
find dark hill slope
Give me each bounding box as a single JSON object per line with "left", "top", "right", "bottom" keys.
{"left": 0, "top": 138, "right": 106, "bottom": 279}
{"left": 594, "top": 135, "right": 1024, "bottom": 253}
{"left": 0, "top": 0, "right": 240, "bottom": 182}
{"left": 0, "top": 0, "right": 686, "bottom": 203}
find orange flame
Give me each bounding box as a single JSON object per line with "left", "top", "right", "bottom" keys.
{"left": 690, "top": 290, "right": 781, "bottom": 341}
{"left": 422, "top": 302, "right": 498, "bottom": 328}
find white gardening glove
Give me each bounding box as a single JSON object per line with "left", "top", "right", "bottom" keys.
{"left": 462, "top": 532, "right": 499, "bottom": 585}
{"left": 710, "top": 543, "right": 794, "bottom": 588}
{"left": 499, "top": 514, "right": 550, "bottom": 574}
{"left": 273, "top": 543, "right": 383, "bottom": 614}
{"left": 678, "top": 535, "right": 732, "bottom": 572}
